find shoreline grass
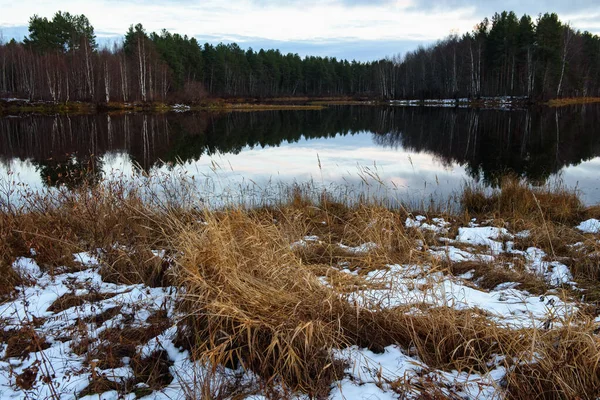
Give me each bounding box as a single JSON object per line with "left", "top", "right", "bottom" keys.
{"left": 1, "top": 177, "right": 600, "bottom": 398}
{"left": 546, "top": 97, "right": 600, "bottom": 107}
{"left": 0, "top": 99, "right": 326, "bottom": 115}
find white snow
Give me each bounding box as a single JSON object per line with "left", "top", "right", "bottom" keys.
{"left": 0, "top": 217, "right": 592, "bottom": 400}
{"left": 576, "top": 219, "right": 600, "bottom": 234}
{"left": 338, "top": 242, "right": 378, "bottom": 254}
{"left": 405, "top": 216, "right": 450, "bottom": 234}
{"left": 290, "top": 235, "right": 321, "bottom": 249}
{"left": 332, "top": 345, "right": 505, "bottom": 399}
{"left": 0, "top": 258, "right": 177, "bottom": 400}
{"left": 344, "top": 264, "right": 575, "bottom": 329}
{"left": 456, "top": 226, "right": 512, "bottom": 254}
{"left": 519, "top": 247, "right": 574, "bottom": 286}
{"left": 430, "top": 246, "right": 495, "bottom": 263}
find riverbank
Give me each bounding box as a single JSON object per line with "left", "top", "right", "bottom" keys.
{"left": 1, "top": 178, "right": 600, "bottom": 399}
{"left": 546, "top": 97, "right": 600, "bottom": 107}
{"left": 2, "top": 95, "right": 599, "bottom": 115}
{"left": 0, "top": 98, "right": 327, "bottom": 115}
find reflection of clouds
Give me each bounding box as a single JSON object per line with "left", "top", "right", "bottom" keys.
{"left": 0, "top": 159, "right": 42, "bottom": 188}
{"left": 3, "top": 133, "right": 599, "bottom": 207}
{"left": 153, "top": 133, "right": 472, "bottom": 205}
{"left": 103, "top": 152, "right": 136, "bottom": 178}
{"left": 558, "top": 158, "right": 600, "bottom": 206}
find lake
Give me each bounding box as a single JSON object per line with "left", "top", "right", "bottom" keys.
{"left": 1, "top": 105, "right": 600, "bottom": 207}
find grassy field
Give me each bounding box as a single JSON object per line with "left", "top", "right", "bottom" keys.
{"left": 1, "top": 177, "right": 599, "bottom": 399}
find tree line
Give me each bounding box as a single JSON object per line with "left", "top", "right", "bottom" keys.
{"left": 0, "top": 11, "right": 598, "bottom": 102}
{"left": 386, "top": 11, "right": 600, "bottom": 99}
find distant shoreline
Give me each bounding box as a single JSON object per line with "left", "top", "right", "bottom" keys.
{"left": 1, "top": 96, "right": 599, "bottom": 115}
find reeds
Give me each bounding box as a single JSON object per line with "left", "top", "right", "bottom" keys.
{"left": 461, "top": 176, "right": 583, "bottom": 224}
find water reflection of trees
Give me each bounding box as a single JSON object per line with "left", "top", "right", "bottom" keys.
{"left": 0, "top": 105, "right": 599, "bottom": 188}
{"left": 36, "top": 154, "right": 103, "bottom": 188}
{"left": 371, "top": 106, "right": 600, "bottom": 185}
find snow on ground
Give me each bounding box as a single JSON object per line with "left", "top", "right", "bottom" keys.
{"left": 290, "top": 235, "right": 321, "bottom": 248}
{"left": 419, "top": 216, "right": 575, "bottom": 286}
{"left": 338, "top": 242, "right": 378, "bottom": 254}
{"left": 576, "top": 219, "right": 600, "bottom": 234}
{"left": 1, "top": 254, "right": 517, "bottom": 399}
{"left": 405, "top": 216, "right": 450, "bottom": 234}
{"left": 332, "top": 345, "right": 505, "bottom": 400}
{"left": 0, "top": 254, "right": 177, "bottom": 400}
{"left": 455, "top": 226, "right": 511, "bottom": 254}
{"left": 344, "top": 264, "right": 575, "bottom": 329}
{"left": 430, "top": 246, "right": 495, "bottom": 263}
{"left": 1, "top": 217, "right": 594, "bottom": 399}
{"left": 520, "top": 247, "right": 574, "bottom": 286}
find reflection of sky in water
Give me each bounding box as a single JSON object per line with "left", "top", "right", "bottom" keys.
{"left": 147, "top": 132, "right": 471, "bottom": 207}
{"left": 2, "top": 131, "right": 600, "bottom": 207}
{"left": 557, "top": 158, "right": 600, "bottom": 206}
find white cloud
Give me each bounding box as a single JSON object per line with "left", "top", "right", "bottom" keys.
{"left": 1, "top": 0, "right": 597, "bottom": 60}
{"left": 0, "top": 0, "right": 479, "bottom": 42}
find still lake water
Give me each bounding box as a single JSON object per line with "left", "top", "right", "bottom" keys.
{"left": 1, "top": 105, "right": 600, "bottom": 206}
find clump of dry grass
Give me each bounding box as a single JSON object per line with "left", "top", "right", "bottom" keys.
{"left": 3, "top": 326, "right": 51, "bottom": 359}
{"left": 169, "top": 206, "right": 516, "bottom": 393}
{"left": 447, "top": 259, "right": 548, "bottom": 294}
{"left": 47, "top": 292, "right": 118, "bottom": 313}
{"left": 267, "top": 191, "right": 431, "bottom": 274}
{"left": 1, "top": 182, "right": 177, "bottom": 283}
{"left": 506, "top": 320, "right": 600, "bottom": 399}
{"left": 78, "top": 375, "right": 126, "bottom": 398}
{"left": 462, "top": 177, "right": 583, "bottom": 224}
{"left": 99, "top": 245, "right": 172, "bottom": 287}
{"left": 353, "top": 306, "right": 524, "bottom": 372}
{"left": 0, "top": 258, "right": 22, "bottom": 301}
{"left": 173, "top": 209, "right": 352, "bottom": 396}
{"left": 78, "top": 349, "right": 174, "bottom": 398}
{"left": 15, "top": 365, "right": 39, "bottom": 390}
{"left": 1, "top": 214, "right": 30, "bottom": 299}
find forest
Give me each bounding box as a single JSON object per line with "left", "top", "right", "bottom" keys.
{"left": 0, "top": 11, "right": 599, "bottom": 102}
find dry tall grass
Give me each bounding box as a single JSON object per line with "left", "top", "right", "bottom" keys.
{"left": 173, "top": 210, "right": 352, "bottom": 396}
{"left": 462, "top": 177, "right": 583, "bottom": 224}
{"left": 1, "top": 177, "right": 600, "bottom": 398}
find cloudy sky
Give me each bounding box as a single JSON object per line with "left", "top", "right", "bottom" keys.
{"left": 0, "top": 0, "right": 598, "bottom": 61}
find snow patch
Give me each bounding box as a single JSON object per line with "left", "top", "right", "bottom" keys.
{"left": 456, "top": 227, "right": 512, "bottom": 254}
{"left": 576, "top": 219, "right": 600, "bottom": 234}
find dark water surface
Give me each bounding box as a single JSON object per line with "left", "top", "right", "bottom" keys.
{"left": 1, "top": 105, "right": 600, "bottom": 206}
